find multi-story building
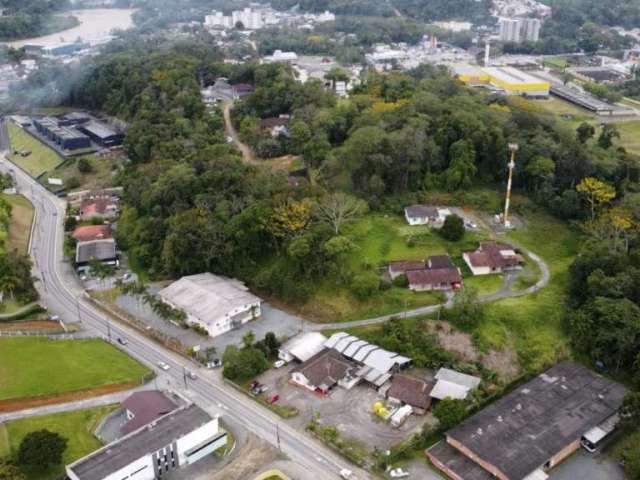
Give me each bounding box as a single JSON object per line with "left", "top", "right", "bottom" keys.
{"left": 499, "top": 17, "right": 541, "bottom": 43}
{"left": 499, "top": 18, "right": 522, "bottom": 43}
{"left": 521, "top": 18, "right": 541, "bottom": 42}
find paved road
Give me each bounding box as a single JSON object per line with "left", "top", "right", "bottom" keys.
{"left": 0, "top": 143, "right": 367, "bottom": 480}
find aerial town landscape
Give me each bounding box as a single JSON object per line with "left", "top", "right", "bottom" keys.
{"left": 0, "top": 0, "right": 639, "bottom": 479}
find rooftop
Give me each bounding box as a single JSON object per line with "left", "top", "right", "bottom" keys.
{"left": 68, "top": 404, "right": 215, "bottom": 480}
{"left": 80, "top": 121, "right": 118, "bottom": 139}
{"left": 465, "top": 241, "right": 522, "bottom": 269}
{"left": 72, "top": 225, "right": 112, "bottom": 242}
{"left": 446, "top": 361, "right": 628, "bottom": 480}
{"left": 324, "top": 332, "right": 411, "bottom": 374}
{"left": 427, "top": 255, "right": 455, "bottom": 269}
{"left": 121, "top": 391, "right": 177, "bottom": 435}
{"left": 291, "top": 348, "right": 356, "bottom": 390}
{"left": 76, "top": 239, "right": 117, "bottom": 264}
{"left": 404, "top": 205, "right": 439, "bottom": 219}
{"left": 158, "top": 273, "right": 261, "bottom": 326}
{"left": 280, "top": 332, "right": 327, "bottom": 362}
{"left": 388, "top": 260, "right": 426, "bottom": 274}
{"left": 406, "top": 268, "right": 461, "bottom": 286}
{"left": 388, "top": 375, "right": 433, "bottom": 410}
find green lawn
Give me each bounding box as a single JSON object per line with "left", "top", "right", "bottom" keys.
{"left": 2, "top": 406, "right": 116, "bottom": 480}
{"left": 2, "top": 193, "right": 34, "bottom": 254}
{"left": 614, "top": 121, "right": 640, "bottom": 156}
{"left": 7, "top": 123, "right": 64, "bottom": 178}
{"left": 464, "top": 274, "right": 504, "bottom": 296}
{"left": 0, "top": 338, "right": 150, "bottom": 401}
{"left": 40, "top": 155, "right": 117, "bottom": 192}
{"left": 476, "top": 206, "right": 581, "bottom": 372}
{"left": 297, "top": 214, "right": 487, "bottom": 322}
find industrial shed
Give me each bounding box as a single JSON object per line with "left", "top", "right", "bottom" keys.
{"left": 278, "top": 332, "right": 327, "bottom": 363}
{"left": 78, "top": 121, "right": 125, "bottom": 147}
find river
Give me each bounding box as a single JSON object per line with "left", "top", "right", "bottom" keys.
{"left": 4, "top": 8, "right": 136, "bottom": 48}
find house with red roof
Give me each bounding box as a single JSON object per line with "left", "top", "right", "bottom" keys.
{"left": 463, "top": 241, "right": 523, "bottom": 275}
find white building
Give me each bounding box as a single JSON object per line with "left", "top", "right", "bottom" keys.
{"left": 521, "top": 18, "right": 541, "bottom": 42}
{"left": 232, "top": 8, "right": 263, "bottom": 30}
{"left": 158, "top": 273, "right": 262, "bottom": 338}
{"left": 279, "top": 332, "right": 327, "bottom": 363}
{"left": 499, "top": 18, "right": 522, "bottom": 43}
{"left": 66, "top": 404, "right": 227, "bottom": 480}
{"left": 316, "top": 10, "right": 336, "bottom": 22}
{"left": 430, "top": 368, "right": 481, "bottom": 401}
{"left": 263, "top": 50, "right": 298, "bottom": 63}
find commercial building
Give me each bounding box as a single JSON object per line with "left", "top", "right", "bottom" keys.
{"left": 66, "top": 404, "right": 227, "bottom": 480}
{"left": 426, "top": 362, "right": 628, "bottom": 480}
{"left": 278, "top": 332, "right": 327, "bottom": 363}
{"left": 463, "top": 241, "right": 523, "bottom": 275}
{"left": 78, "top": 121, "right": 125, "bottom": 147}
{"left": 263, "top": 50, "right": 298, "bottom": 63}
{"left": 122, "top": 391, "right": 178, "bottom": 435}
{"left": 33, "top": 117, "right": 91, "bottom": 151}
{"left": 158, "top": 273, "right": 262, "bottom": 338}
{"left": 75, "top": 239, "right": 118, "bottom": 269}
{"left": 482, "top": 67, "right": 549, "bottom": 96}
{"left": 550, "top": 85, "right": 633, "bottom": 116}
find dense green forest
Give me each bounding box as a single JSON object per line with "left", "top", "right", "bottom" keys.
{"left": 0, "top": 0, "right": 76, "bottom": 40}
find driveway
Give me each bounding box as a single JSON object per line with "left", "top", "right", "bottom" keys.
{"left": 549, "top": 450, "right": 625, "bottom": 480}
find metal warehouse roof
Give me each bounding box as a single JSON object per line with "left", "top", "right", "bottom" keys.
{"left": 324, "top": 332, "right": 411, "bottom": 375}
{"left": 435, "top": 368, "right": 481, "bottom": 390}
{"left": 430, "top": 380, "right": 471, "bottom": 400}
{"left": 280, "top": 332, "right": 327, "bottom": 362}
{"left": 158, "top": 273, "right": 261, "bottom": 326}
{"left": 75, "top": 239, "right": 117, "bottom": 263}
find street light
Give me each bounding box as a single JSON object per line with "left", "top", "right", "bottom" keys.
{"left": 504, "top": 143, "right": 519, "bottom": 227}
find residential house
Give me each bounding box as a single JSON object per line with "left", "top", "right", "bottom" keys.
{"left": 463, "top": 241, "right": 523, "bottom": 275}
{"left": 407, "top": 268, "right": 462, "bottom": 292}
{"left": 158, "top": 273, "right": 262, "bottom": 338}
{"left": 426, "top": 362, "right": 628, "bottom": 480}
{"left": 121, "top": 391, "right": 177, "bottom": 436}
{"left": 388, "top": 260, "right": 425, "bottom": 280}
{"left": 66, "top": 404, "right": 227, "bottom": 480}
{"left": 387, "top": 375, "right": 434, "bottom": 415}
{"left": 75, "top": 239, "right": 118, "bottom": 271}
{"left": 278, "top": 332, "right": 327, "bottom": 363}
{"left": 404, "top": 205, "right": 439, "bottom": 225}
{"left": 79, "top": 197, "right": 119, "bottom": 221}
{"left": 290, "top": 348, "right": 358, "bottom": 394}
{"left": 260, "top": 116, "right": 290, "bottom": 137}
{"left": 72, "top": 224, "right": 112, "bottom": 242}
{"left": 430, "top": 368, "right": 481, "bottom": 401}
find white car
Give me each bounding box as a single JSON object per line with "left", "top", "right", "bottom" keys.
{"left": 389, "top": 468, "right": 410, "bottom": 478}
{"left": 273, "top": 360, "right": 286, "bottom": 369}
{"left": 157, "top": 361, "right": 170, "bottom": 371}
{"left": 340, "top": 469, "right": 356, "bottom": 479}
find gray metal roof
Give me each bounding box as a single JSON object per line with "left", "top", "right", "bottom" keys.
{"left": 280, "top": 332, "right": 327, "bottom": 362}
{"left": 75, "top": 239, "right": 117, "bottom": 263}
{"left": 67, "top": 404, "right": 215, "bottom": 480}
{"left": 435, "top": 368, "right": 481, "bottom": 389}
{"left": 80, "top": 121, "right": 118, "bottom": 139}
{"left": 324, "top": 332, "right": 411, "bottom": 374}
{"left": 158, "top": 273, "right": 261, "bottom": 326}
{"left": 446, "top": 362, "right": 628, "bottom": 480}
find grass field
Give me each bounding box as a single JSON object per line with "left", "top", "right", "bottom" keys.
{"left": 0, "top": 405, "right": 116, "bottom": 480}
{"left": 614, "top": 121, "right": 640, "bottom": 155}
{"left": 40, "top": 155, "right": 117, "bottom": 192}
{"left": 7, "top": 123, "right": 64, "bottom": 178}
{"left": 296, "top": 214, "right": 488, "bottom": 322}
{"left": 0, "top": 337, "right": 149, "bottom": 402}
{"left": 1, "top": 193, "right": 34, "bottom": 254}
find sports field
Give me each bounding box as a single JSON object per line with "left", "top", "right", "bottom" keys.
{"left": 0, "top": 337, "right": 149, "bottom": 406}
{"left": 0, "top": 405, "right": 117, "bottom": 480}
{"left": 7, "top": 122, "right": 64, "bottom": 177}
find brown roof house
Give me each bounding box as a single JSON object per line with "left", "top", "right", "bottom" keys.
{"left": 121, "top": 390, "right": 177, "bottom": 435}
{"left": 463, "top": 241, "right": 523, "bottom": 276}
{"left": 387, "top": 375, "right": 434, "bottom": 415}
{"left": 260, "top": 115, "right": 290, "bottom": 137}
{"left": 407, "top": 255, "right": 462, "bottom": 292}
{"left": 290, "top": 349, "right": 357, "bottom": 395}
{"left": 79, "top": 197, "right": 119, "bottom": 221}
{"left": 72, "top": 224, "right": 112, "bottom": 242}
{"left": 388, "top": 260, "right": 426, "bottom": 280}
{"left": 426, "top": 362, "right": 628, "bottom": 480}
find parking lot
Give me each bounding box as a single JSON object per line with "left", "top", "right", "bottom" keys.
{"left": 255, "top": 365, "right": 435, "bottom": 451}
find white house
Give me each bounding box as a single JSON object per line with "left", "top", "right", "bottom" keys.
{"left": 404, "top": 205, "right": 452, "bottom": 226}
{"left": 430, "top": 368, "right": 481, "bottom": 401}
{"left": 463, "top": 241, "right": 523, "bottom": 276}
{"left": 158, "top": 273, "right": 261, "bottom": 338}
{"left": 66, "top": 404, "right": 227, "bottom": 480}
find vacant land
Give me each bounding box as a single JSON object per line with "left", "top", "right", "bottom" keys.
{"left": 7, "top": 122, "right": 64, "bottom": 177}
{"left": 295, "top": 214, "right": 486, "bottom": 322}
{"left": 0, "top": 405, "right": 116, "bottom": 480}
{"left": 40, "top": 154, "right": 119, "bottom": 191}
{"left": 614, "top": 121, "right": 640, "bottom": 156}
{"left": 1, "top": 193, "right": 34, "bottom": 254}
{"left": 0, "top": 337, "right": 149, "bottom": 404}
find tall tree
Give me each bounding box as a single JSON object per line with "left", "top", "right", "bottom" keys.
{"left": 314, "top": 192, "right": 367, "bottom": 234}
{"left": 576, "top": 177, "right": 616, "bottom": 219}
{"left": 17, "top": 430, "right": 67, "bottom": 467}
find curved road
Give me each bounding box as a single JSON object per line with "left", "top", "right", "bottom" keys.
{"left": 0, "top": 148, "right": 366, "bottom": 480}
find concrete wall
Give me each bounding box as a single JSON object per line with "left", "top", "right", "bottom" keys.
{"left": 176, "top": 419, "right": 221, "bottom": 465}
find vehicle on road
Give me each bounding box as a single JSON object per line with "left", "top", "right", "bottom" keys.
{"left": 187, "top": 370, "right": 197, "bottom": 380}
{"left": 340, "top": 468, "right": 356, "bottom": 479}
{"left": 117, "top": 337, "right": 128, "bottom": 345}
{"left": 206, "top": 359, "right": 222, "bottom": 368}
{"left": 157, "top": 361, "right": 170, "bottom": 371}
{"left": 273, "top": 360, "right": 285, "bottom": 369}
{"left": 49, "top": 315, "right": 60, "bottom": 321}
{"left": 389, "top": 468, "right": 410, "bottom": 478}
{"left": 464, "top": 221, "right": 477, "bottom": 230}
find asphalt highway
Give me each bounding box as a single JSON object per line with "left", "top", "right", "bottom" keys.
{"left": 0, "top": 138, "right": 368, "bottom": 479}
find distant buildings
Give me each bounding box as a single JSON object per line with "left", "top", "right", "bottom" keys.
{"left": 158, "top": 273, "right": 262, "bottom": 338}
{"left": 427, "top": 362, "right": 628, "bottom": 480}
{"left": 263, "top": 50, "right": 298, "bottom": 63}
{"left": 499, "top": 17, "right": 541, "bottom": 43}
{"left": 452, "top": 64, "right": 550, "bottom": 97}
{"left": 66, "top": 403, "right": 227, "bottom": 480}
{"left": 204, "top": 6, "right": 334, "bottom": 31}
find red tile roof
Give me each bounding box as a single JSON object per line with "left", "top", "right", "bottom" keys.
{"left": 466, "top": 241, "right": 522, "bottom": 269}
{"left": 72, "top": 225, "right": 112, "bottom": 242}
{"left": 388, "top": 375, "right": 433, "bottom": 410}
{"left": 407, "top": 268, "right": 462, "bottom": 287}
{"left": 388, "top": 260, "right": 426, "bottom": 275}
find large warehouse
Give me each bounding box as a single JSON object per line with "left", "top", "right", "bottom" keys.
{"left": 158, "top": 273, "right": 262, "bottom": 338}
{"left": 452, "top": 64, "right": 550, "bottom": 97}
{"left": 426, "top": 362, "right": 628, "bottom": 480}
{"left": 78, "top": 121, "right": 125, "bottom": 147}
{"left": 66, "top": 404, "right": 227, "bottom": 480}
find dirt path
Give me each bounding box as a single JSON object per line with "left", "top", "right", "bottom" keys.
{"left": 223, "top": 102, "right": 258, "bottom": 164}
{"left": 205, "top": 435, "right": 285, "bottom": 480}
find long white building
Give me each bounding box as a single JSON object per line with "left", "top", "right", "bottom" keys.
{"left": 66, "top": 404, "right": 227, "bottom": 480}
{"left": 158, "top": 273, "right": 262, "bottom": 338}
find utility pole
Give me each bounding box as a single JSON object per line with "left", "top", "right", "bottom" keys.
{"left": 504, "top": 143, "right": 518, "bottom": 228}
{"left": 276, "top": 423, "right": 281, "bottom": 451}
{"left": 76, "top": 297, "right": 82, "bottom": 323}
{"left": 182, "top": 366, "right": 188, "bottom": 390}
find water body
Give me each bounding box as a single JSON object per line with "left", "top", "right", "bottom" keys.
{"left": 4, "top": 8, "right": 135, "bottom": 48}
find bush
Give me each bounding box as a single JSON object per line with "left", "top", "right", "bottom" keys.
{"left": 77, "top": 157, "right": 94, "bottom": 174}
{"left": 351, "top": 271, "right": 380, "bottom": 299}
{"left": 444, "top": 287, "right": 484, "bottom": 330}
{"left": 439, "top": 214, "right": 465, "bottom": 241}
{"left": 190, "top": 323, "right": 208, "bottom": 336}
{"left": 392, "top": 274, "right": 408, "bottom": 288}
{"left": 65, "top": 176, "right": 81, "bottom": 189}
{"left": 433, "top": 398, "right": 468, "bottom": 431}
